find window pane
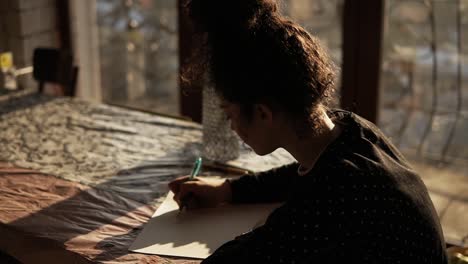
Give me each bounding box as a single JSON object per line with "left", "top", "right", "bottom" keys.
{"left": 379, "top": 0, "right": 468, "bottom": 173}
{"left": 96, "top": 0, "right": 179, "bottom": 115}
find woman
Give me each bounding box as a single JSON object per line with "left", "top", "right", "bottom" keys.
{"left": 169, "top": 0, "right": 448, "bottom": 263}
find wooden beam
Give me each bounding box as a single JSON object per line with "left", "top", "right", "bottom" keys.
{"left": 178, "top": 0, "right": 202, "bottom": 123}
{"left": 56, "top": 0, "right": 72, "bottom": 51}
{"left": 341, "top": 0, "right": 385, "bottom": 123}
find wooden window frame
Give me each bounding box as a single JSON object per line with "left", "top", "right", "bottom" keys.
{"left": 341, "top": 0, "right": 385, "bottom": 123}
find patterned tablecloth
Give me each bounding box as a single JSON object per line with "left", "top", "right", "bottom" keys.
{"left": 0, "top": 93, "right": 295, "bottom": 263}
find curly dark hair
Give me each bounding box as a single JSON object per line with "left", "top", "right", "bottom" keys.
{"left": 183, "top": 0, "right": 337, "bottom": 135}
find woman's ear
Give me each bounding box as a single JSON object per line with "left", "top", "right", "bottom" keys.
{"left": 255, "top": 104, "right": 273, "bottom": 124}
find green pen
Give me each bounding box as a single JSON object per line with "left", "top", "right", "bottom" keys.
{"left": 189, "top": 157, "right": 202, "bottom": 181}
{"left": 179, "top": 157, "right": 202, "bottom": 211}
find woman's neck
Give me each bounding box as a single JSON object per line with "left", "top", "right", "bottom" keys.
{"left": 282, "top": 111, "right": 341, "bottom": 170}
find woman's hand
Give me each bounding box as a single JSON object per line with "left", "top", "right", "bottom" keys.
{"left": 168, "top": 176, "right": 232, "bottom": 209}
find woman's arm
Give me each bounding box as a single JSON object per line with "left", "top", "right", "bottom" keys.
{"left": 228, "top": 162, "right": 299, "bottom": 203}
{"left": 168, "top": 163, "right": 299, "bottom": 209}
{"left": 201, "top": 201, "right": 304, "bottom": 264}
{"left": 201, "top": 198, "right": 349, "bottom": 264}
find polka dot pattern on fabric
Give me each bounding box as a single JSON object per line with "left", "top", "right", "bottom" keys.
{"left": 205, "top": 110, "right": 447, "bottom": 264}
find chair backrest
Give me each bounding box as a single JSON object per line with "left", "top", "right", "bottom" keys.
{"left": 33, "top": 48, "right": 78, "bottom": 97}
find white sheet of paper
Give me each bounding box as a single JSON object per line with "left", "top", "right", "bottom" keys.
{"left": 129, "top": 192, "right": 280, "bottom": 259}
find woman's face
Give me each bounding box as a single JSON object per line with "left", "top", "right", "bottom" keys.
{"left": 220, "top": 100, "right": 279, "bottom": 156}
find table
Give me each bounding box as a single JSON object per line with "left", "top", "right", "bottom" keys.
{"left": 0, "top": 93, "right": 295, "bottom": 263}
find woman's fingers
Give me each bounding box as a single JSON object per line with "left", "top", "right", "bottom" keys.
{"left": 168, "top": 175, "right": 191, "bottom": 193}
{"left": 174, "top": 181, "right": 200, "bottom": 204}
{"left": 168, "top": 177, "right": 225, "bottom": 209}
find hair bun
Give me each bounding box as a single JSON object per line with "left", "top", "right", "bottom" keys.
{"left": 187, "top": 0, "right": 279, "bottom": 32}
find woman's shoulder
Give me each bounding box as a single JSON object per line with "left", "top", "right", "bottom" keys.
{"left": 322, "top": 108, "right": 413, "bottom": 172}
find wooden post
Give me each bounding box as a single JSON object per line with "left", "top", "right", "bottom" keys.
{"left": 341, "top": 0, "right": 385, "bottom": 123}
{"left": 178, "top": 0, "right": 202, "bottom": 123}
{"left": 56, "top": 0, "right": 72, "bottom": 51}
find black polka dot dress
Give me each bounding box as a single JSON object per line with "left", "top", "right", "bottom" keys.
{"left": 202, "top": 110, "right": 448, "bottom": 264}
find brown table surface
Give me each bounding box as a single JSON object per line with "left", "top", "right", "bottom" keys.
{"left": 0, "top": 163, "right": 194, "bottom": 263}
{"left": 1, "top": 93, "right": 466, "bottom": 263}
{"left": 0, "top": 94, "right": 295, "bottom": 263}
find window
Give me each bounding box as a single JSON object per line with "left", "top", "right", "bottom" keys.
{"left": 379, "top": 0, "right": 468, "bottom": 172}
{"left": 96, "top": 0, "right": 179, "bottom": 115}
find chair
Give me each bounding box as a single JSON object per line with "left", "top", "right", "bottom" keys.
{"left": 33, "top": 48, "right": 79, "bottom": 97}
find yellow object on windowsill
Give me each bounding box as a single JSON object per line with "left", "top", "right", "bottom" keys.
{"left": 0, "top": 52, "right": 17, "bottom": 90}
{"left": 0, "top": 52, "right": 13, "bottom": 72}
{"left": 448, "top": 247, "right": 468, "bottom": 264}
